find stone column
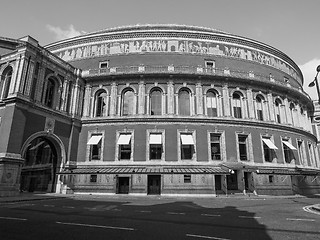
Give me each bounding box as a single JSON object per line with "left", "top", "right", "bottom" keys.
{"left": 138, "top": 81, "right": 145, "bottom": 115}
{"left": 196, "top": 82, "right": 203, "bottom": 115}
{"left": 246, "top": 89, "right": 255, "bottom": 119}
{"left": 83, "top": 84, "right": 92, "bottom": 117}
{"left": 167, "top": 81, "right": 174, "bottom": 115}
{"left": 283, "top": 98, "right": 292, "bottom": 125}
{"left": 109, "top": 82, "right": 118, "bottom": 116}
{"left": 267, "top": 93, "right": 275, "bottom": 122}
{"left": 222, "top": 84, "right": 230, "bottom": 116}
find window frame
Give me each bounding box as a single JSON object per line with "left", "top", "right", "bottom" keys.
{"left": 149, "top": 88, "right": 163, "bottom": 116}
{"left": 121, "top": 89, "right": 135, "bottom": 116}
{"left": 206, "top": 90, "right": 218, "bottom": 117}
{"left": 116, "top": 130, "right": 134, "bottom": 161}
{"left": 178, "top": 130, "right": 196, "bottom": 161}
{"left": 178, "top": 88, "right": 191, "bottom": 116}
{"left": 147, "top": 130, "right": 165, "bottom": 161}
{"left": 232, "top": 92, "right": 243, "bottom": 119}
{"left": 236, "top": 132, "right": 252, "bottom": 162}
{"left": 282, "top": 138, "right": 296, "bottom": 164}
{"left": 261, "top": 136, "right": 277, "bottom": 163}
{"left": 86, "top": 131, "right": 104, "bottom": 161}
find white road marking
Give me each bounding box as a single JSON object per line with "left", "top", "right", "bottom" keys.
{"left": 303, "top": 205, "right": 320, "bottom": 216}
{"left": 201, "top": 214, "right": 221, "bottom": 217}
{"left": 286, "top": 218, "right": 315, "bottom": 222}
{"left": 167, "top": 212, "right": 186, "bottom": 215}
{"left": 56, "top": 221, "right": 135, "bottom": 231}
{"left": 186, "top": 233, "right": 230, "bottom": 240}
{"left": 238, "top": 216, "right": 261, "bottom": 219}
{"left": 62, "top": 206, "right": 75, "bottom": 209}
{"left": 137, "top": 210, "right": 151, "bottom": 213}
{"left": 43, "top": 205, "right": 55, "bottom": 207}
{"left": 0, "top": 216, "right": 27, "bottom": 221}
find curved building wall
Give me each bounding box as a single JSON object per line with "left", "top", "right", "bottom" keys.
{"left": 42, "top": 25, "right": 320, "bottom": 196}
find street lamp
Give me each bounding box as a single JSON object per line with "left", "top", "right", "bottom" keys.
{"left": 308, "top": 65, "right": 320, "bottom": 104}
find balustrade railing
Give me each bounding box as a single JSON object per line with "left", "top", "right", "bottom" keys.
{"left": 81, "top": 65, "right": 310, "bottom": 99}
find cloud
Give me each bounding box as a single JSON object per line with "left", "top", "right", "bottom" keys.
{"left": 46, "top": 24, "right": 86, "bottom": 41}
{"left": 299, "top": 58, "right": 320, "bottom": 101}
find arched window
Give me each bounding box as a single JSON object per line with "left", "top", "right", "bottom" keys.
{"left": 150, "top": 88, "right": 162, "bottom": 115}
{"left": 206, "top": 91, "right": 218, "bottom": 117}
{"left": 122, "top": 89, "right": 135, "bottom": 116}
{"left": 178, "top": 89, "right": 190, "bottom": 116}
{"left": 233, "top": 92, "right": 242, "bottom": 118}
{"left": 256, "top": 95, "right": 264, "bottom": 120}
{"left": 275, "top": 99, "right": 282, "bottom": 123}
{"left": 289, "top": 102, "right": 295, "bottom": 125}
{"left": 21, "top": 137, "right": 57, "bottom": 192}
{"left": 44, "top": 78, "right": 56, "bottom": 108}
{"left": 0, "top": 66, "right": 13, "bottom": 99}
{"left": 95, "top": 90, "right": 108, "bottom": 117}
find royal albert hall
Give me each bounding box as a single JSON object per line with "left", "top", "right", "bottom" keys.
{"left": 1, "top": 24, "right": 320, "bottom": 197}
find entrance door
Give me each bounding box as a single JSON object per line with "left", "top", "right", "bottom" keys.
{"left": 118, "top": 177, "right": 129, "bottom": 194}
{"left": 148, "top": 175, "right": 161, "bottom": 195}
{"left": 227, "top": 170, "right": 238, "bottom": 190}
{"left": 215, "top": 175, "right": 222, "bottom": 190}
{"left": 244, "top": 172, "right": 249, "bottom": 190}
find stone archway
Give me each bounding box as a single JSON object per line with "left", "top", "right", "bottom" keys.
{"left": 20, "top": 132, "right": 66, "bottom": 193}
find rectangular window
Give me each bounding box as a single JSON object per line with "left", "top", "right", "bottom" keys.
{"left": 257, "top": 109, "right": 263, "bottom": 121}
{"left": 180, "top": 133, "right": 194, "bottom": 160}
{"left": 268, "top": 175, "right": 274, "bottom": 183}
{"left": 99, "top": 61, "right": 109, "bottom": 68}
{"left": 238, "top": 135, "right": 248, "bottom": 161}
{"left": 233, "top": 106, "right": 242, "bottom": 118}
{"left": 205, "top": 60, "right": 215, "bottom": 73}
{"left": 282, "top": 139, "right": 296, "bottom": 163}
{"left": 118, "top": 133, "right": 132, "bottom": 160}
{"left": 184, "top": 175, "right": 191, "bottom": 183}
{"left": 87, "top": 134, "right": 102, "bottom": 161}
{"left": 262, "top": 137, "right": 277, "bottom": 162}
{"left": 297, "top": 140, "right": 304, "bottom": 165}
{"left": 149, "top": 133, "right": 162, "bottom": 160}
{"left": 90, "top": 175, "right": 97, "bottom": 183}
{"left": 210, "top": 133, "right": 221, "bottom": 160}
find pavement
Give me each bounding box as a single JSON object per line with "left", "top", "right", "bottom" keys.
{"left": 0, "top": 192, "right": 320, "bottom": 204}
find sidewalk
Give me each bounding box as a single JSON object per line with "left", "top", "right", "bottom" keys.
{"left": 1, "top": 192, "right": 320, "bottom": 204}
{"left": 0, "top": 192, "right": 67, "bottom": 203}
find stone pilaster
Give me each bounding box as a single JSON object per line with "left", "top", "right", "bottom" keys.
{"left": 167, "top": 81, "right": 174, "bottom": 115}
{"left": 222, "top": 84, "right": 230, "bottom": 116}
{"left": 138, "top": 81, "right": 145, "bottom": 115}
{"left": 196, "top": 82, "right": 203, "bottom": 115}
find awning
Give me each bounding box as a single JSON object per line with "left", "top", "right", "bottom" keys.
{"left": 87, "top": 135, "right": 102, "bottom": 145}
{"left": 256, "top": 168, "right": 301, "bottom": 175}
{"left": 180, "top": 134, "right": 194, "bottom": 145}
{"left": 282, "top": 140, "right": 297, "bottom": 150}
{"left": 117, "top": 134, "right": 131, "bottom": 145}
{"left": 262, "top": 138, "right": 278, "bottom": 149}
{"left": 150, "top": 134, "right": 162, "bottom": 144}
{"left": 58, "top": 166, "right": 230, "bottom": 175}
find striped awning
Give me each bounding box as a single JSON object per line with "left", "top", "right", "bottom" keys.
{"left": 256, "top": 168, "right": 302, "bottom": 175}
{"left": 58, "top": 166, "right": 230, "bottom": 175}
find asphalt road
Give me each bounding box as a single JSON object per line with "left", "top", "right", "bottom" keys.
{"left": 0, "top": 195, "right": 319, "bottom": 240}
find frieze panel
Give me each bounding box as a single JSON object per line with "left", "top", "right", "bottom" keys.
{"left": 54, "top": 39, "right": 299, "bottom": 81}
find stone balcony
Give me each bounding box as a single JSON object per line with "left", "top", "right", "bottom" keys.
{"left": 81, "top": 65, "right": 310, "bottom": 100}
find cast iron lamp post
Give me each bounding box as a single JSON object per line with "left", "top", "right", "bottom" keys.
{"left": 308, "top": 65, "right": 320, "bottom": 104}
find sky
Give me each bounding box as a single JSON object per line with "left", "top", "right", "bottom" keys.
{"left": 1, "top": 0, "right": 320, "bottom": 100}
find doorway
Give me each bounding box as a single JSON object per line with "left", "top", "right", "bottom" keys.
{"left": 215, "top": 175, "right": 222, "bottom": 190}
{"left": 244, "top": 172, "right": 250, "bottom": 190}
{"left": 117, "top": 177, "right": 130, "bottom": 194}
{"left": 148, "top": 175, "right": 161, "bottom": 195}
{"left": 227, "top": 170, "right": 238, "bottom": 190}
